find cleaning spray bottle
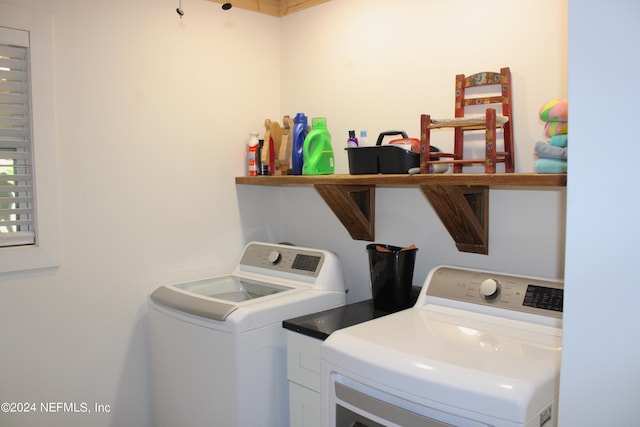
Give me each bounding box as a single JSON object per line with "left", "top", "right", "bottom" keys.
{"left": 247, "top": 131, "right": 260, "bottom": 176}
{"left": 291, "top": 113, "right": 308, "bottom": 175}
{"left": 347, "top": 130, "right": 359, "bottom": 147}
{"left": 302, "top": 117, "right": 334, "bottom": 175}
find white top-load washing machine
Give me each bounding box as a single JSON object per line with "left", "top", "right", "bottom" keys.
{"left": 322, "top": 266, "right": 563, "bottom": 427}
{"left": 148, "top": 241, "right": 346, "bottom": 427}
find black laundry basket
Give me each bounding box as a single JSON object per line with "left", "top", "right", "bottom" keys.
{"left": 366, "top": 244, "right": 418, "bottom": 311}
{"left": 346, "top": 130, "right": 441, "bottom": 174}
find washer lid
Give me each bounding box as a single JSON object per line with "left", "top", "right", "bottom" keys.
{"left": 322, "top": 306, "right": 562, "bottom": 423}
{"left": 150, "top": 276, "right": 294, "bottom": 321}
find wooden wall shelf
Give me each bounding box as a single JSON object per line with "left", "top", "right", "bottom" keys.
{"left": 235, "top": 173, "right": 567, "bottom": 254}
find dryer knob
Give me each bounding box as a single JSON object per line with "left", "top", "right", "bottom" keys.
{"left": 267, "top": 250, "right": 282, "bottom": 264}
{"left": 480, "top": 278, "right": 501, "bottom": 300}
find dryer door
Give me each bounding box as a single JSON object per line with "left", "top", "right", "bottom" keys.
{"left": 329, "top": 377, "right": 490, "bottom": 427}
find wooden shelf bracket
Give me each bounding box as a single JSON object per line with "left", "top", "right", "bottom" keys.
{"left": 235, "top": 173, "right": 566, "bottom": 254}
{"left": 419, "top": 185, "right": 489, "bottom": 254}
{"left": 313, "top": 184, "right": 375, "bottom": 241}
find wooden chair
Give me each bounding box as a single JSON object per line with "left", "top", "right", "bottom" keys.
{"left": 420, "top": 67, "right": 514, "bottom": 173}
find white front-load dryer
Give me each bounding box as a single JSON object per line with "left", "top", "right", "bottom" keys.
{"left": 322, "top": 266, "right": 563, "bottom": 427}
{"left": 148, "top": 242, "right": 346, "bottom": 427}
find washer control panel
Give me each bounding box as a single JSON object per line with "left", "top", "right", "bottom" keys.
{"left": 239, "top": 243, "right": 325, "bottom": 277}
{"left": 425, "top": 266, "right": 563, "bottom": 318}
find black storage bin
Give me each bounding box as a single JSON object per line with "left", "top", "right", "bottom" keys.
{"left": 346, "top": 145, "right": 419, "bottom": 174}
{"left": 346, "top": 130, "right": 439, "bottom": 174}
{"left": 345, "top": 145, "right": 379, "bottom": 174}
{"left": 346, "top": 130, "right": 416, "bottom": 174}
{"left": 366, "top": 243, "right": 418, "bottom": 312}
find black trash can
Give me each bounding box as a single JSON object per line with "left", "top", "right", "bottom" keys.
{"left": 366, "top": 243, "right": 418, "bottom": 312}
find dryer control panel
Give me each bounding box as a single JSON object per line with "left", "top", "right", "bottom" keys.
{"left": 425, "top": 266, "right": 563, "bottom": 319}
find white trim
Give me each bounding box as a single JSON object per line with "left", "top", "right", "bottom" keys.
{"left": 0, "top": 4, "right": 60, "bottom": 273}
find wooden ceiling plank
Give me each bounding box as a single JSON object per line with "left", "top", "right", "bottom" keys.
{"left": 207, "top": 0, "right": 278, "bottom": 17}
{"left": 278, "top": 0, "right": 332, "bottom": 16}
{"left": 207, "top": 0, "right": 331, "bottom": 17}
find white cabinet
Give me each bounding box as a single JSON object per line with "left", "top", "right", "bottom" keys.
{"left": 286, "top": 330, "right": 323, "bottom": 427}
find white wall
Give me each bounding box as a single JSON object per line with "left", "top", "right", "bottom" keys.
{"left": 0, "top": 1, "right": 279, "bottom": 426}
{"left": 280, "top": 0, "right": 568, "bottom": 175}
{"left": 257, "top": 0, "right": 569, "bottom": 303}
{"left": 559, "top": 1, "right": 640, "bottom": 425}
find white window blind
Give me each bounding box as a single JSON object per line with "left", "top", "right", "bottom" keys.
{"left": 0, "top": 28, "right": 35, "bottom": 247}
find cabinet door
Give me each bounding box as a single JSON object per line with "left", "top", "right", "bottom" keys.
{"left": 289, "top": 382, "right": 321, "bottom": 427}
{"left": 287, "top": 332, "right": 323, "bottom": 391}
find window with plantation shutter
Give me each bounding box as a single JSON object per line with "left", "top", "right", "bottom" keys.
{"left": 0, "top": 31, "right": 35, "bottom": 247}
{"left": 0, "top": 4, "right": 60, "bottom": 274}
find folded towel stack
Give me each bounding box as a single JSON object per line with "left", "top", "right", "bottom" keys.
{"left": 535, "top": 99, "right": 568, "bottom": 173}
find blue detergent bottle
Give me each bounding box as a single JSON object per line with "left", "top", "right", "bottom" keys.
{"left": 302, "top": 117, "right": 335, "bottom": 175}
{"left": 292, "top": 113, "right": 308, "bottom": 175}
